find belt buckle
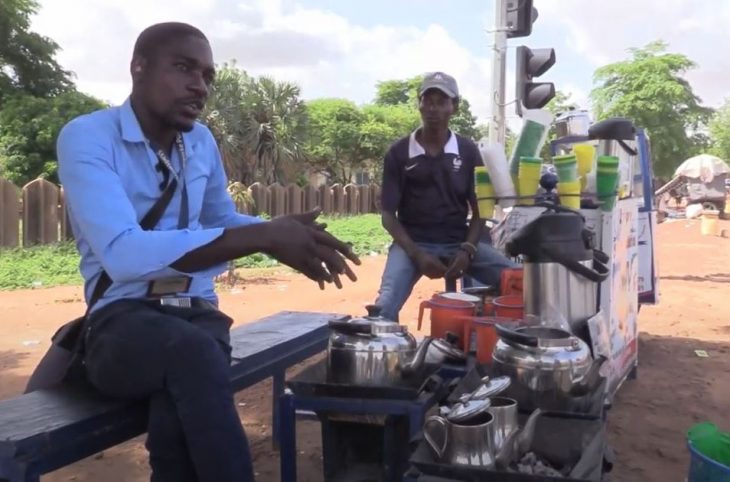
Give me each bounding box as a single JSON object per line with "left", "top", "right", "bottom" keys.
{"left": 159, "top": 297, "right": 192, "bottom": 308}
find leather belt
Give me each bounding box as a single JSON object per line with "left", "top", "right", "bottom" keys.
{"left": 156, "top": 297, "right": 217, "bottom": 310}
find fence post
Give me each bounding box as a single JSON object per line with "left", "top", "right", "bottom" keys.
{"left": 286, "top": 184, "right": 303, "bottom": 215}
{"left": 59, "top": 187, "right": 74, "bottom": 241}
{"left": 369, "top": 183, "right": 381, "bottom": 213}
{"left": 0, "top": 178, "right": 20, "bottom": 247}
{"left": 269, "top": 183, "right": 287, "bottom": 217}
{"left": 344, "top": 184, "right": 359, "bottom": 215}
{"left": 249, "top": 182, "right": 269, "bottom": 216}
{"left": 303, "top": 185, "right": 319, "bottom": 212}
{"left": 319, "top": 185, "right": 333, "bottom": 214}
{"left": 331, "top": 184, "right": 345, "bottom": 215}
{"left": 22, "top": 178, "right": 60, "bottom": 246}
{"left": 358, "top": 184, "right": 370, "bottom": 214}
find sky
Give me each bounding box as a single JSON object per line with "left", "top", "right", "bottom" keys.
{"left": 31, "top": 0, "right": 730, "bottom": 127}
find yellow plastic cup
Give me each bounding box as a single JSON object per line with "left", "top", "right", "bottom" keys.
{"left": 476, "top": 184, "right": 496, "bottom": 218}
{"left": 558, "top": 180, "right": 581, "bottom": 209}
{"left": 573, "top": 144, "right": 595, "bottom": 177}
{"left": 518, "top": 157, "right": 542, "bottom": 204}
{"left": 475, "top": 167, "right": 496, "bottom": 218}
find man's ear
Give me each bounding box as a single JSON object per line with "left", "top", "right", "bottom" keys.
{"left": 130, "top": 56, "right": 147, "bottom": 82}
{"left": 452, "top": 97, "right": 460, "bottom": 113}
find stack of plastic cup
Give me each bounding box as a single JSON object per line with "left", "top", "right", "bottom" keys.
{"left": 518, "top": 157, "right": 543, "bottom": 205}
{"left": 474, "top": 166, "right": 495, "bottom": 218}
{"left": 553, "top": 154, "right": 581, "bottom": 209}
{"left": 553, "top": 154, "right": 579, "bottom": 182}
{"left": 597, "top": 155, "right": 620, "bottom": 211}
{"left": 510, "top": 120, "right": 547, "bottom": 178}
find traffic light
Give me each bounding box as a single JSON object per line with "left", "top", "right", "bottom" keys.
{"left": 515, "top": 45, "right": 556, "bottom": 115}
{"left": 506, "top": 0, "right": 538, "bottom": 38}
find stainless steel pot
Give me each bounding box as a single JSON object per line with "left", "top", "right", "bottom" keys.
{"left": 492, "top": 325, "right": 593, "bottom": 396}
{"left": 326, "top": 316, "right": 432, "bottom": 386}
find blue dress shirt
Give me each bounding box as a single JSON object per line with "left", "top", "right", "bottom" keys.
{"left": 57, "top": 98, "right": 265, "bottom": 312}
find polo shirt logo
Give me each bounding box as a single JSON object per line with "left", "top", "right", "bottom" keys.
{"left": 452, "top": 156, "right": 462, "bottom": 172}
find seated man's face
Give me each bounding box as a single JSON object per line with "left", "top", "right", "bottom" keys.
{"left": 419, "top": 89, "right": 456, "bottom": 129}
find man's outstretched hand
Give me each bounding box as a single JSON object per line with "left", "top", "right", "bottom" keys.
{"left": 262, "top": 209, "right": 361, "bottom": 289}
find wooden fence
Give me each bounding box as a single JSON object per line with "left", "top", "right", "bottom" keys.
{"left": 0, "top": 177, "right": 382, "bottom": 248}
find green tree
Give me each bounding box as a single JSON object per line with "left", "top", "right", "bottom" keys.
{"left": 373, "top": 75, "right": 480, "bottom": 139}
{"left": 590, "top": 40, "right": 713, "bottom": 177}
{"left": 0, "top": 0, "right": 73, "bottom": 100}
{"left": 305, "top": 98, "right": 365, "bottom": 184}
{"left": 360, "top": 103, "right": 421, "bottom": 181}
{"left": 202, "top": 63, "right": 308, "bottom": 184}
{"left": 0, "top": 91, "right": 105, "bottom": 185}
{"left": 708, "top": 98, "right": 730, "bottom": 161}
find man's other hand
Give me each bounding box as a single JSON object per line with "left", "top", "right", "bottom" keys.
{"left": 414, "top": 251, "right": 448, "bottom": 279}
{"left": 263, "top": 209, "right": 361, "bottom": 289}
{"left": 444, "top": 250, "right": 471, "bottom": 281}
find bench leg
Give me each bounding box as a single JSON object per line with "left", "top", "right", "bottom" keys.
{"left": 0, "top": 459, "right": 40, "bottom": 482}
{"left": 278, "top": 391, "right": 297, "bottom": 482}
{"left": 271, "top": 370, "right": 284, "bottom": 450}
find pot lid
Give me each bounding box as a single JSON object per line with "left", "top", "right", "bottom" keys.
{"left": 438, "top": 292, "right": 481, "bottom": 304}
{"left": 479, "top": 376, "right": 511, "bottom": 398}
{"left": 431, "top": 338, "right": 467, "bottom": 361}
{"left": 458, "top": 376, "right": 512, "bottom": 403}
{"left": 446, "top": 398, "right": 492, "bottom": 423}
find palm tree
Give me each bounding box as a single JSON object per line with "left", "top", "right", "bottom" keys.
{"left": 202, "top": 63, "right": 308, "bottom": 185}
{"left": 243, "top": 76, "right": 308, "bottom": 184}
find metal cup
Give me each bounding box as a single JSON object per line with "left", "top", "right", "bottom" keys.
{"left": 487, "top": 396, "right": 519, "bottom": 452}
{"left": 423, "top": 412, "right": 496, "bottom": 468}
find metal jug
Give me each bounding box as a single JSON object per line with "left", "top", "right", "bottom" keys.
{"left": 506, "top": 203, "right": 608, "bottom": 331}
{"left": 423, "top": 409, "right": 496, "bottom": 468}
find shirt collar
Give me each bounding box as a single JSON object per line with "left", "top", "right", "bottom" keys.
{"left": 408, "top": 129, "right": 459, "bottom": 159}
{"left": 120, "top": 96, "right": 196, "bottom": 158}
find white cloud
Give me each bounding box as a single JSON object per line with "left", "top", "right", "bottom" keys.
{"left": 31, "top": 0, "right": 496, "bottom": 121}
{"left": 538, "top": 0, "right": 730, "bottom": 107}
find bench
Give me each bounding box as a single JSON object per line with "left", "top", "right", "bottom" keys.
{"left": 0, "top": 310, "right": 343, "bottom": 482}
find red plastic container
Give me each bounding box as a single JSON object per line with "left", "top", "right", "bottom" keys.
{"left": 492, "top": 295, "right": 524, "bottom": 320}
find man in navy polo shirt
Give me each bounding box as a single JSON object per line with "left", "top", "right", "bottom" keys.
{"left": 374, "top": 72, "right": 517, "bottom": 321}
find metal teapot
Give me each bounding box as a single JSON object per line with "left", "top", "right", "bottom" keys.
{"left": 326, "top": 310, "right": 435, "bottom": 386}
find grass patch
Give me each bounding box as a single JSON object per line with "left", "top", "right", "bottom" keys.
{"left": 0, "top": 214, "right": 390, "bottom": 290}
{"left": 0, "top": 242, "right": 82, "bottom": 290}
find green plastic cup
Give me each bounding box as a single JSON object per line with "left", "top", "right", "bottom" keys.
{"left": 597, "top": 155, "right": 619, "bottom": 172}
{"left": 553, "top": 154, "right": 578, "bottom": 182}
{"left": 510, "top": 120, "right": 547, "bottom": 176}
{"left": 596, "top": 169, "right": 619, "bottom": 211}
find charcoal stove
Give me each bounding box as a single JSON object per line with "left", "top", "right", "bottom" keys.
{"left": 279, "top": 359, "right": 452, "bottom": 482}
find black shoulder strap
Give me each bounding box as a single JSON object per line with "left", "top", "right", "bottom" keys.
{"left": 85, "top": 177, "right": 179, "bottom": 313}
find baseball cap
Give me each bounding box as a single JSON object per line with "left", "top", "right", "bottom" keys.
{"left": 418, "top": 72, "right": 459, "bottom": 99}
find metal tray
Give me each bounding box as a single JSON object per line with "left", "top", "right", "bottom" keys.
{"left": 287, "top": 359, "right": 439, "bottom": 400}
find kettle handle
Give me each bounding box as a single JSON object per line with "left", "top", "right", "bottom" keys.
{"left": 540, "top": 245, "right": 609, "bottom": 283}
{"left": 418, "top": 300, "right": 433, "bottom": 330}
{"left": 423, "top": 416, "right": 449, "bottom": 459}
{"left": 495, "top": 324, "right": 538, "bottom": 347}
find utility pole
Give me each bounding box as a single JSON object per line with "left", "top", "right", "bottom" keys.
{"left": 488, "top": 0, "right": 508, "bottom": 146}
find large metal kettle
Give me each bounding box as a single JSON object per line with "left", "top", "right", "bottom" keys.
{"left": 326, "top": 309, "right": 434, "bottom": 386}
{"left": 492, "top": 325, "right": 594, "bottom": 396}
{"left": 506, "top": 203, "right": 609, "bottom": 332}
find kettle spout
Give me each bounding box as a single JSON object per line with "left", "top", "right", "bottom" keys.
{"left": 516, "top": 408, "right": 542, "bottom": 455}
{"left": 402, "top": 337, "right": 433, "bottom": 376}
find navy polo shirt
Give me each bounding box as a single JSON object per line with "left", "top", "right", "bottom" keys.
{"left": 381, "top": 130, "right": 480, "bottom": 244}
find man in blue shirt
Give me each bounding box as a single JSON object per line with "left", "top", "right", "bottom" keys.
{"left": 374, "top": 72, "right": 517, "bottom": 321}
{"left": 41, "top": 22, "right": 359, "bottom": 482}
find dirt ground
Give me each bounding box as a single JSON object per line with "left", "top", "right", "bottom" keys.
{"left": 1, "top": 218, "right": 729, "bottom": 482}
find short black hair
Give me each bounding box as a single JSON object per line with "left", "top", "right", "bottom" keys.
{"left": 132, "top": 22, "right": 208, "bottom": 62}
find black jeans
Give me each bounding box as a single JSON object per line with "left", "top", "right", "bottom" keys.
{"left": 84, "top": 299, "right": 255, "bottom": 482}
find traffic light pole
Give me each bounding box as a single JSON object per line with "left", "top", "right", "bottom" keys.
{"left": 488, "top": 0, "right": 508, "bottom": 146}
